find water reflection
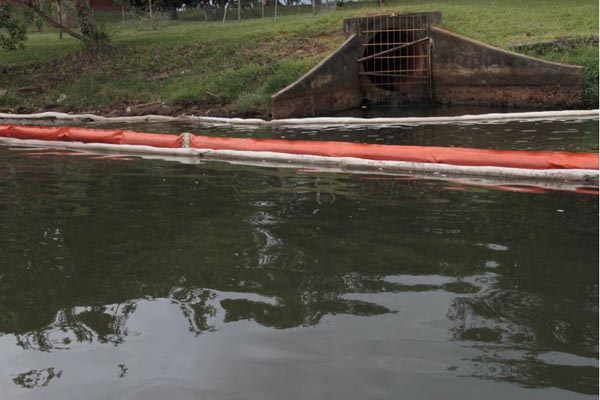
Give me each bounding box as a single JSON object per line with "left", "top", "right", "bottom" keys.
{"left": 13, "top": 368, "right": 62, "bottom": 389}
{"left": 0, "top": 146, "right": 597, "bottom": 398}
{"left": 14, "top": 302, "right": 137, "bottom": 352}
{"left": 449, "top": 289, "right": 598, "bottom": 394}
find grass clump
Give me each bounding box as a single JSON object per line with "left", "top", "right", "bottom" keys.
{"left": 519, "top": 40, "right": 599, "bottom": 108}
{"left": 235, "top": 59, "right": 314, "bottom": 116}
{"left": 166, "top": 63, "right": 267, "bottom": 107}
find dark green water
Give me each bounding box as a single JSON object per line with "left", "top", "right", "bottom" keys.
{"left": 0, "top": 120, "right": 598, "bottom": 399}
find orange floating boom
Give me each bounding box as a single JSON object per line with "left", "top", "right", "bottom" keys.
{"left": 0, "top": 124, "right": 597, "bottom": 170}
{"left": 190, "top": 136, "right": 598, "bottom": 170}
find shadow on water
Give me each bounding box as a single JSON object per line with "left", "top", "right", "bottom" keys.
{"left": 0, "top": 122, "right": 597, "bottom": 398}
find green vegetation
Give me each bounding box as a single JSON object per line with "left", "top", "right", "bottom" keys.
{"left": 1, "top": 0, "right": 598, "bottom": 116}
{"left": 518, "top": 39, "right": 599, "bottom": 107}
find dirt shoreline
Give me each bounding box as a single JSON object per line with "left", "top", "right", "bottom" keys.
{"left": 1, "top": 102, "right": 252, "bottom": 119}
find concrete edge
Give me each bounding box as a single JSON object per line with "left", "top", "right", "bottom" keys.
{"left": 431, "top": 27, "right": 584, "bottom": 71}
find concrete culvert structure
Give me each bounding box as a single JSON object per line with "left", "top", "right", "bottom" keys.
{"left": 270, "top": 12, "right": 585, "bottom": 119}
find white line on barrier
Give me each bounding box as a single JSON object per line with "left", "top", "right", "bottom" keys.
{"left": 0, "top": 110, "right": 598, "bottom": 127}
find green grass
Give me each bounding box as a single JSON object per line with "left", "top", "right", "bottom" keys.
{"left": 518, "top": 40, "right": 599, "bottom": 107}
{"left": 0, "top": 33, "right": 81, "bottom": 64}
{"left": 1, "top": 0, "right": 598, "bottom": 115}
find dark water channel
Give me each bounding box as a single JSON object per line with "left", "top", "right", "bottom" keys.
{"left": 0, "top": 118, "right": 598, "bottom": 399}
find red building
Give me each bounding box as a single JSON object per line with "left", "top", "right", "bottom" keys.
{"left": 89, "top": 0, "right": 121, "bottom": 11}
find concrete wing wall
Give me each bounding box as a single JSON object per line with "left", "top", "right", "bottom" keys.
{"left": 270, "top": 34, "right": 362, "bottom": 119}
{"left": 430, "top": 27, "right": 584, "bottom": 108}
{"left": 270, "top": 20, "right": 585, "bottom": 119}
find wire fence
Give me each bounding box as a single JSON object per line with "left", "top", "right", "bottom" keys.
{"left": 25, "top": 1, "right": 379, "bottom": 35}
{"left": 91, "top": 0, "right": 375, "bottom": 25}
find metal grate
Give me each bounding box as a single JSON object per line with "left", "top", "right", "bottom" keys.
{"left": 357, "top": 14, "right": 432, "bottom": 97}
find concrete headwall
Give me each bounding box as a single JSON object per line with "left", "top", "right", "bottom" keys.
{"left": 270, "top": 13, "right": 585, "bottom": 119}
{"left": 430, "top": 27, "right": 584, "bottom": 108}
{"left": 270, "top": 34, "right": 362, "bottom": 119}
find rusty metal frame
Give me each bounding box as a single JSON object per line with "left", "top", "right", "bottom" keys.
{"left": 357, "top": 14, "right": 432, "bottom": 97}
{"left": 356, "top": 37, "right": 430, "bottom": 63}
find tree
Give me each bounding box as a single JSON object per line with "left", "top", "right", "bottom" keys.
{"left": 56, "top": 0, "right": 64, "bottom": 38}
{"left": 0, "top": 2, "right": 27, "bottom": 51}
{"left": 0, "top": 0, "right": 108, "bottom": 52}
{"left": 164, "top": 0, "right": 178, "bottom": 20}
{"left": 125, "top": 0, "right": 181, "bottom": 21}
{"left": 311, "top": 0, "right": 320, "bottom": 14}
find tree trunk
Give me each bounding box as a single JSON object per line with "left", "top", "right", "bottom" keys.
{"left": 22, "top": 0, "right": 87, "bottom": 43}
{"left": 237, "top": 0, "right": 240, "bottom": 21}
{"left": 148, "top": 0, "right": 153, "bottom": 22}
{"left": 24, "top": 0, "right": 107, "bottom": 51}
{"left": 312, "top": 0, "right": 320, "bottom": 14}
{"left": 165, "top": 0, "right": 178, "bottom": 20}
{"left": 57, "top": 0, "right": 63, "bottom": 39}
{"left": 222, "top": 1, "right": 228, "bottom": 24}
{"left": 75, "top": 0, "right": 99, "bottom": 39}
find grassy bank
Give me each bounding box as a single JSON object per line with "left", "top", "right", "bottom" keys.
{"left": 0, "top": 0, "right": 598, "bottom": 117}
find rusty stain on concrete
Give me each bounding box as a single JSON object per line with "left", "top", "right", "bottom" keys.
{"left": 311, "top": 74, "right": 333, "bottom": 89}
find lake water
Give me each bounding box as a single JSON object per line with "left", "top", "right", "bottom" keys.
{"left": 0, "top": 118, "right": 598, "bottom": 399}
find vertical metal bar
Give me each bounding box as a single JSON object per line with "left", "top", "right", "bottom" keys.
{"left": 417, "top": 14, "right": 421, "bottom": 78}
{"left": 366, "top": 17, "right": 369, "bottom": 43}
{"left": 386, "top": 15, "right": 390, "bottom": 90}
{"left": 427, "top": 14, "right": 433, "bottom": 101}
{"left": 372, "top": 16, "right": 376, "bottom": 89}
{"left": 401, "top": 14, "right": 405, "bottom": 84}
{"left": 399, "top": 15, "right": 403, "bottom": 86}
{"left": 409, "top": 14, "right": 412, "bottom": 82}
{"left": 410, "top": 15, "right": 414, "bottom": 79}
{"left": 419, "top": 14, "right": 423, "bottom": 77}
{"left": 391, "top": 15, "right": 395, "bottom": 90}
{"left": 371, "top": 16, "right": 375, "bottom": 88}
{"left": 414, "top": 15, "right": 417, "bottom": 78}
{"left": 363, "top": 17, "right": 367, "bottom": 93}
{"left": 378, "top": 15, "right": 381, "bottom": 91}
{"left": 428, "top": 39, "right": 433, "bottom": 100}
{"left": 358, "top": 17, "right": 362, "bottom": 92}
